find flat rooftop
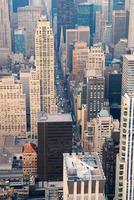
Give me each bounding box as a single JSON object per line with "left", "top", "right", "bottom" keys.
{"left": 38, "top": 112, "right": 72, "bottom": 123}
{"left": 0, "top": 136, "right": 23, "bottom": 170}
{"left": 64, "top": 153, "right": 105, "bottom": 181}
{"left": 124, "top": 54, "right": 134, "bottom": 60}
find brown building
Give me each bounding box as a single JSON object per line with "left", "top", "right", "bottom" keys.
{"left": 72, "top": 42, "right": 89, "bottom": 77}
{"left": 37, "top": 113, "right": 72, "bottom": 182}
{"left": 23, "top": 142, "right": 37, "bottom": 177}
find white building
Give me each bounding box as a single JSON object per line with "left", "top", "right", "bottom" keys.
{"left": 122, "top": 54, "right": 134, "bottom": 96}
{"left": 115, "top": 93, "right": 134, "bottom": 199}
{"left": 63, "top": 152, "right": 106, "bottom": 200}
{"left": 30, "top": 17, "right": 57, "bottom": 137}
{"left": 0, "top": 75, "right": 26, "bottom": 137}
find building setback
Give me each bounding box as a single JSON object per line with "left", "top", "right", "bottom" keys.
{"left": 63, "top": 152, "right": 106, "bottom": 200}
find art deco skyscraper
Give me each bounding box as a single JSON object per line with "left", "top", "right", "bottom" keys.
{"left": 35, "top": 17, "right": 56, "bottom": 113}
{"left": 30, "top": 17, "right": 57, "bottom": 136}
{"left": 128, "top": 0, "right": 134, "bottom": 48}
{"left": 0, "top": 0, "right": 11, "bottom": 50}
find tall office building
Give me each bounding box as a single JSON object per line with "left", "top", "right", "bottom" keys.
{"left": 108, "top": 72, "right": 122, "bottom": 120}
{"left": 14, "top": 28, "right": 26, "bottom": 54}
{"left": 0, "top": 75, "right": 26, "bottom": 137}
{"left": 94, "top": 11, "right": 105, "bottom": 43}
{"left": 30, "top": 17, "right": 57, "bottom": 137}
{"left": 66, "top": 26, "right": 90, "bottom": 69}
{"left": 18, "top": 6, "right": 42, "bottom": 57}
{"left": 0, "top": 0, "right": 11, "bottom": 49}
{"left": 72, "top": 42, "right": 89, "bottom": 77}
{"left": 128, "top": 0, "right": 134, "bottom": 48}
{"left": 77, "top": 3, "right": 96, "bottom": 45}
{"left": 102, "top": 130, "right": 120, "bottom": 199}
{"left": 11, "top": 0, "right": 29, "bottom": 13}
{"left": 122, "top": 54, "right": 134, "bottom": 96}
{"left": 35, "top": 17, "right": 56, "bottom": 113}
{"left": 115, "top": 94, "right": 134, "bottom": 200}
{"left": 112, "top": 10, "right": 127, "bottom": 44}
{"left": 87, "top": 46, "right": 105, "bottom": 77}
{"left": 101, "top": 0, "right": 109, "bottom": 22}
{"left": 37, "top": 113, "right": 72, "bottom": 181}
{"left": 57, "top": 0, "right": 75, "bottom": 49}
{"left": 86, "top": 76, "right": 105, "bottom": 121}
{"left": 0, "top": 0, "right": 11, "bottom": 64}
{"left": 30, "top": 68, "right": 41, "bottom": 137}
{"left": 63, "top": 153, "right": 106, "bottom": 200}
{"left": 92, "top": 110, "right": 119, "bottom": 158}
{"left": 20, "top": 70, "right": 30, "bottom": 129}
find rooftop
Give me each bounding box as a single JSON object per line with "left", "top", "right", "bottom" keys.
{"left": 23, "top": 142, "right": 37, "bottom": 154}
{"left": 124, "top": 54, "right": 134, "bottom": 60}
{"left": 64, "top": 153, "right": 105, "bottom": 181}
{"left": 38, "top": 112, "right": 72, "bottom": 123}
{"left": 0, "top": 136, "right": 24, "bottom": 170}
{"left": 99, "top": 109, "right": 110, "bottom": 117}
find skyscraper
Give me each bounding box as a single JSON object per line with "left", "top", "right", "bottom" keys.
{"left": 20, "top": 70, "right": 30, "bottom": 129}
{"left": 115, "top": 93, "right": 134, "bottom": 199}
{"left": 122, "top": 54, "right": 134, "bottom": 96}
{"left": 30, "top": 17, "right": 57, "bottom": 137}
{"left": 14, "top": 28, "right": 26, "bottom": 54}
{"left": 37, "top": 113, "right": 72, "bottom": 181}
{"left": 128, "top": 0, "right": 134, "bottom": 48}
{"left": 0, "top": 0, "right": 11, "bottom": 51}
{"left": 77, "top": 3, "right": 96, "bottom": 45}
{"left": 57, "top": 0, "right": 75, "bottom": 49}
{"left": 72, "top": 42, "right": 89, "bottom": 77}
{"left": 11, "top": 0, "right": 29, "bottom": 13}
{"left": 108, "top": 72, "right": 122, "bottom": 120}
{"left": 35, "top": 17, "right": 56, "bottom": 114}
{"left": 66, "top": 26, "right": 90, "bottom": 69}
{"left": 112, "top": 10, "right": 127, "bottom": 44}
{"left": 86, "top": 46, "right": 105, "bottom": 77}
{"left": 30, "top": 68, "right": 41, "bottom": 137}
{"left": 18, "top": 6, "right": 42, "bottom": 57}
{"left": 86, "top": 76, "right": 104, "bottom": 121}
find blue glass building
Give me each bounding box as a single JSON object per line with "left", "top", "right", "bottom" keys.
{"left": 14, "top": 29, "right": 25, "bottom": 54}
{"left": 77, "top": 3, "right": 96, "bottom": 46}
{"left": 12, "top": 0, "right": 29, "bottom": 13}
